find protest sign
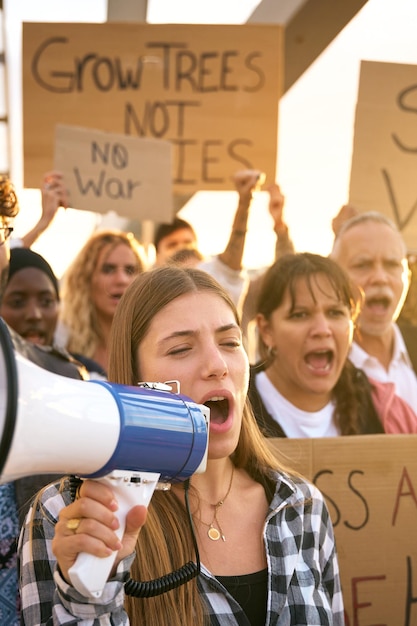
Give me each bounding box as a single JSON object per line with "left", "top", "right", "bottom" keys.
{"left": 54, "top": 124, "right": 172, "bottom": 220}
{"left": 349, "top": 60, "right": 417, "bottom": 251}
{"left": 269, "top": 434, "right": 417, "bottom": 626}
{"left": 23, "top": 22, "right": 283, "bottom": 196}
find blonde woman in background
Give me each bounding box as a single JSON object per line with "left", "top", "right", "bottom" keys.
{"left": 58, "top": 230, "right": 146, "bottom": 376}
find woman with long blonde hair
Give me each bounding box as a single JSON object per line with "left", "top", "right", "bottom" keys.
{"left": 20, "top": 266, "right": 344, "bottom": 625}
{"left": 58, "top": 229, "right": 146, "bottom": 375}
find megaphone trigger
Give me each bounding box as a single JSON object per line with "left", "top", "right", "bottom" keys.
{"left": 68, "top": 470, "right": 161, "bottom": 598}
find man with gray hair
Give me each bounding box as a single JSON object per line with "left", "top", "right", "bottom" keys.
{"left": 330, "top": 210, "right": 417, "bottom": 413}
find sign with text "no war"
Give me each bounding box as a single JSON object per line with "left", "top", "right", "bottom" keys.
{"left": 54, "top": 125, "right": 172, "bottom": 221}
{"left": 23, "top": 22, "right": 283, "bottom": 196}
{"left": 269, "top": 434, "right": 417, "bottom": 626}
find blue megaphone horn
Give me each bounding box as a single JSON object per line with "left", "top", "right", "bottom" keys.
{"left": 0, "top": 317, "right": 209, "bottom": 598}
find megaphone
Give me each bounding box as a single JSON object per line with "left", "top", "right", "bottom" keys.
{"left": 0, "top": 317, "right": 209, "bottom": 597}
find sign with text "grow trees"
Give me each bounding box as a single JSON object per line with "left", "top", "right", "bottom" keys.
{"left": 269, "top": 434, "right": 417, "bottom": 626}
{"left": 349, "top": 60, "right": 417, "bottom": 252}
{"left": 23, "top": 22, "right": 283, "bottom": 196}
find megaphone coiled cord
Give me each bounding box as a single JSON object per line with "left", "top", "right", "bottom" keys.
{"left": 124, "top": 478, "right": 201, "bottom": 598}
{"left": 69, "top": 476, "right": 201, "bottom": 598}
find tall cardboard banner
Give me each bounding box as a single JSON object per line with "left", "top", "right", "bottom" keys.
{"left": 349, "top": 60, "right": 417, "bottom": 252}
{"left": 22, "top": 22, "right": 283, "bottom": 197}
{"left": 269, "top": 435, "right": 417, "bottom": 626}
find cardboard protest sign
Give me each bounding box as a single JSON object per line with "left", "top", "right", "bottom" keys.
{"left": 268, "top": 434, "right": 417, "bottom": 625}
{"left": 54, "top": 124, "right": 172, "bottom": 221}
{"left": 23, "top": 22, "right": 283, "bottom": 196}
{"left": 349, "top": 60, "right": 417, "bottom": 252}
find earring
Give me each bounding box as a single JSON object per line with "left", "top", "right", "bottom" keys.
{"left": 267, "top": 345, "right": 276, "bottom": 359}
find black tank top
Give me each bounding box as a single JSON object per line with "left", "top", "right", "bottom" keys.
{"left": 216, "top": 568, "right": 268, "bottom": 626}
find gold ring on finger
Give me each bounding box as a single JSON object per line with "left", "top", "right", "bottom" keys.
{"left": 66, "top": 517, "right": 81, "bottom": 532}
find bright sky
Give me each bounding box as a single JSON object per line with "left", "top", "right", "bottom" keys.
{"left": 4, "top": 0, "right": 417, "bottom": 276}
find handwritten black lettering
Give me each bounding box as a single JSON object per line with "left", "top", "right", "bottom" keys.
{"left": 165, "top": 100, "right": 200, "bottom": 137}
{"left": 220, "top": 51, "right": 238, "bottom": 91}
{"left": 92, "top": 57, "right": 115, "bottom": 91}
{"left": 344, "top": 471, "right": 369, "bottom": 531}
{"left": 31, "top": 37, "right": 74, "bottom": 93}
{"left": 105, "top": 177, "right": 139, "bottom": 199}
{"left": 92, "top": 142, "right": 128, "bottom": 169}
{"left": 75, "top": 53, "right": 98, "bottom": 91}
{"left": 393, "top": 84, "right": 417, "bottom": 153}
{"left": 73, "top": 168, "right": 140, "bottom": 199}
{"left": 31, "top": 39, "right": 146, "bottom": 93}
{"left": 176, "top": 49, "right": 198, "bottom": 91}
{"left": 172, "top": 139, "right": 198, "bottom": 184}
{"left": 202, "top": 140, "right": 223, "bottom": 183}
{"left": 228, "top": 139, "right": 254, "bottom": 170}
{"left": 124, "top": 100, "right": 200, "bottom": 138}
{"left": 314, "top": 469, "right": 341, "bottom": 526}
{"left": 405, "top": 555, "right": 417, "bottom": 626}
{"left": 199, "top": 52, "right": 220, "bottom": 92}
{"left": 112, "top": 144, "right": 128, "bottom": 169}
{"left": 170, "top": 137, "right": 258, "bottom": 185}
{"left": 313, "top": 469, "right": 369, "bottom": 530}
{"left": 31, "top": 37, "right": 265, "bottom": 94}
{"left": 74, "top": 168, "right": 105, "bottom": 195}
{"left": 381, "top": 169, "right": 417, "bottom": 231}
{"left": 146, "top": 42, "right": 187, "bottom": 90}
{"left": 243, "top": 51, "right": 265, "bottom": 92}
{"left": 146, "top": 102, "right": 170, "bottom": 137}
{"left": 114, "top": 58, "right": 144, "bottom": 90}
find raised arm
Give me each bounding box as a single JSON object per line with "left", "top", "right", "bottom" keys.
{"left": 241, "top": 183, "right": 293, "bottom": 339}
{"left": 19, "top": 171, "right": 69, "bottom": 248}
{"left": 218, "top": 169, "right": 264, "bottom": 271}
{"left": 267, "top": 183, "right": 294, "bottom": 260}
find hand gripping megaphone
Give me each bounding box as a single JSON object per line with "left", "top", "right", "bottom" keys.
{"left": 0, "top": 317, "right": 209, "bottom": 598}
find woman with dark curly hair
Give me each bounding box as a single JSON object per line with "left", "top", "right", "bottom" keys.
{"left": 250, "top": 252, "right": 417, "bottom": 437}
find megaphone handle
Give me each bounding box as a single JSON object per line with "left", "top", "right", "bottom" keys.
{"left": 68, "top": 470, "right": 160, "bottom": 598}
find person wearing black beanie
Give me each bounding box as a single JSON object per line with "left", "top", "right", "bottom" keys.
{"left": 1, "top": 247, "right": 103, "bottom": 377}
{"left": 8, "top": 246, "right": 60, "bottom": 297}
{"left": 1, "top": 247, "right": 60, "bottom": 346}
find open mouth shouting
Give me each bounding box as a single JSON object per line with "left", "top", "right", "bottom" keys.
{"left": 364, "top": 294, "right": 392, "bottom": 317}
{"left": 304, "top": 349, "right": 334, "bottom": 374}
{"left": 203, "top": 395, "right": 232, "bottom": 434}
{"left": 22, "top": 328, "right": 47, "bottom": 345}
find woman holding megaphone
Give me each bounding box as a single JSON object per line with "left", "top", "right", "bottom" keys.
{"left": 19, "top": 266, "right": 344, "bottom": 626}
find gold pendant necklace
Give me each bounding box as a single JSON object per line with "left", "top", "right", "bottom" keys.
{"left": 208, "top": 526, "right": 222, "bottom": 541}
{"left": 199, "top": 465, "right": 234, "bottom": 542}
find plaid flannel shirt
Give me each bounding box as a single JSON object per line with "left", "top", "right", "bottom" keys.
{"left": 19, "top": 474, "right": 344, "bottom": 625}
